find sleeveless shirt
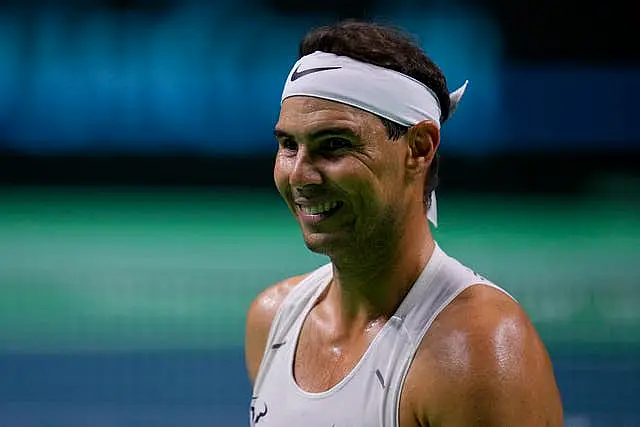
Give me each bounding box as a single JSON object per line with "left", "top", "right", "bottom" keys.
{"left": 250, "top": 243, "right": 512, "bottom": 427}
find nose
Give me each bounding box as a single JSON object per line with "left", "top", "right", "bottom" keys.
{"left": 289, "top": 147, "right": 323, "bottom": 187}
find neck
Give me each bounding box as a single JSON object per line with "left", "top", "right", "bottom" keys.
{"left": 326, "top": 215, "right": 435, "bottom": 333}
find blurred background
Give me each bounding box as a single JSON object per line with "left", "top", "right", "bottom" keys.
{"left": 0, "top": 0, "right": 638, "bottom": 426}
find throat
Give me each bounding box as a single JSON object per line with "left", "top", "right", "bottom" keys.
{"left": 328, "top": 238, "right": 435, "bottom": 325}
{"left": 328, "top": 265, "right": 408, "bottom": 323}
{"left": 293, "top": 305, "right": 384, "bottom": 393}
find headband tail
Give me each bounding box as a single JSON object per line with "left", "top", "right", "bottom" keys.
{"left": 427, "top": 192, "right": 438, "bottom": 227}
{"left": 448, "top": 80, "right": 469, "bottom": 118}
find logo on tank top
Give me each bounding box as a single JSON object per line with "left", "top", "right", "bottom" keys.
{"left": 251, "top": 396, "right": 268, "bottom": 424}
{"left": 375, "top": 369, "right": 386, "bottom": 389}
{"left": 271, "top": 340, "right": 287, "bottom": 350}
{"left": 464, "top": 266, "right": 487, "bottom": 282}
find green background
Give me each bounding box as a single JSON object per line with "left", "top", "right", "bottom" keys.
{"left": 1, "top": 187, "right": 638, "bottom": 353}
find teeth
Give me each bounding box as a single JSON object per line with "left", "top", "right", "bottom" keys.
{"left": 301, "top": 201, "right": 339, "bottom": 215}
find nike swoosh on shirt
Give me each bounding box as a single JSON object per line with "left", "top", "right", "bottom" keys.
{"left": 290, "top": 65, "right": 341, "bottom": 81}
{"left": 271, "top": 341, "right": 287, "bottom": 349}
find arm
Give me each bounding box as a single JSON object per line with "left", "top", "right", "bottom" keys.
{"left": 406, "top": 285, "right": 563, "bottom": 427}
{"left": 244, "top": 274, "right": 307, "bottom": 385}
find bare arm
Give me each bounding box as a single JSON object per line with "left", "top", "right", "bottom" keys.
{"left": 244, "top": 275, "right": 307, "bottom": 385}
{"left": 405, "top": 285, "right": 563, "bottom": 427}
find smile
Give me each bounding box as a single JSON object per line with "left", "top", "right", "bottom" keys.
{"left": 298, "top": 201, "right": 341, "bottom": 215}
{"left": 296, "top": 201, "right": 344, "bottom": 219}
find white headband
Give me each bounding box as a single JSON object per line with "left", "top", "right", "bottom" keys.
{"left": 281, "top": 51, "right": 469, "bottom": 226}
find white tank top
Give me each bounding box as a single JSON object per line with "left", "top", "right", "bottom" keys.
{"left": 250, "top": 243, "right": 512, "bottom": 427}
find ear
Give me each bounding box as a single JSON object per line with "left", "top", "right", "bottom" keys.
{"left": 405, "top": 120, "right": 440, "bottom": 177}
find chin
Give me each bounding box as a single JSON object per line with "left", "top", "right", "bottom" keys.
{"left": 302, "top": 237, "right": 330, "bottom": 255}
{"left": 302, "top": 232, "right": 355, "bottom": 259}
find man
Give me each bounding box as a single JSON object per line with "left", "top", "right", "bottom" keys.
{"left": 245, "top": 20, "right": 563, "bottom": 426}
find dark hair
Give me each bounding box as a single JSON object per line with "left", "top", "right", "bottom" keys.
{"left": 299, "top": 20, "right": 450, "bottom": 207}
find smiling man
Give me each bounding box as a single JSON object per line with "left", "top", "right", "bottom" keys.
{"left": 245, "top": 20, "right": 562, "bottom": 427}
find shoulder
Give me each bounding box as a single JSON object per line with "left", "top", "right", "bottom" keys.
{"left": 244, "top": 273, "right": 309, "bottom": 384}
{"left": 405, "top": 284, "right": 563, "bottom": 426}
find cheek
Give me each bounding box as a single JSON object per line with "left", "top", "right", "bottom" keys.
{"left": 331, "top": 162, "right": 382, "bottom": 208}
{"left": 273, "top": 155, "right": 291, "bottom": 196}
{"left": 379, "top": 152, "right": 407, "bottom": 189}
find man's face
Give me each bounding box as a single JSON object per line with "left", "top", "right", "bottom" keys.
{"left": 273, "top": 96, "right": 413, "bottom": 256}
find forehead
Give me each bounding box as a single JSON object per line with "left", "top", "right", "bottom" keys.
{"left": 276, "top": 96, "right": 385, "bottom": 137}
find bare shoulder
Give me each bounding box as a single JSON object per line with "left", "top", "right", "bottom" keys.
{"left": 404, "top": 284, "right": 563, "bottom": 427}
{"left": 244, "top": 273, "right": 309, "bottom": 384}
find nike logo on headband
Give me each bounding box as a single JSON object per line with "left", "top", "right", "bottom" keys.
{"left": 290, "top": 65, "right": 341, "bottom": 81}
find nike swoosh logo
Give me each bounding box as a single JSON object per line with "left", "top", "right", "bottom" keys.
{"left": 375, "top": 369, "right": 386, "bottom": 388}
{"left": 271, "top": 341, "right": 286, "bottom": 349}
{"left": 290, "top": 65, "right": 341, "bottom": 81}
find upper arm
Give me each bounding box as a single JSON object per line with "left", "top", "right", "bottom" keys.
{"left": 244, "top": 274, "right": 307, "bottom": 385}
{"left": 408, "top": 285, "right": 563, "bottom": 427}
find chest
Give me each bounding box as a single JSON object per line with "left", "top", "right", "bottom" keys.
{"left": 293, "top": 320, "right": 376, "bottom": 393}
{"left": 289, "top": 319, "right": 421, "bottom": 427}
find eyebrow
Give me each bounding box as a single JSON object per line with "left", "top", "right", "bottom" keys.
{"left": 273, "top": 126, "right": 359, "bottom": 141}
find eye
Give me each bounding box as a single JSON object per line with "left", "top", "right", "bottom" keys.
{"left": 321, "top": 137, "right": 351, "bottom": 151}
{"left": 278, "top": 138, "right": 298, "bottom": 152}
